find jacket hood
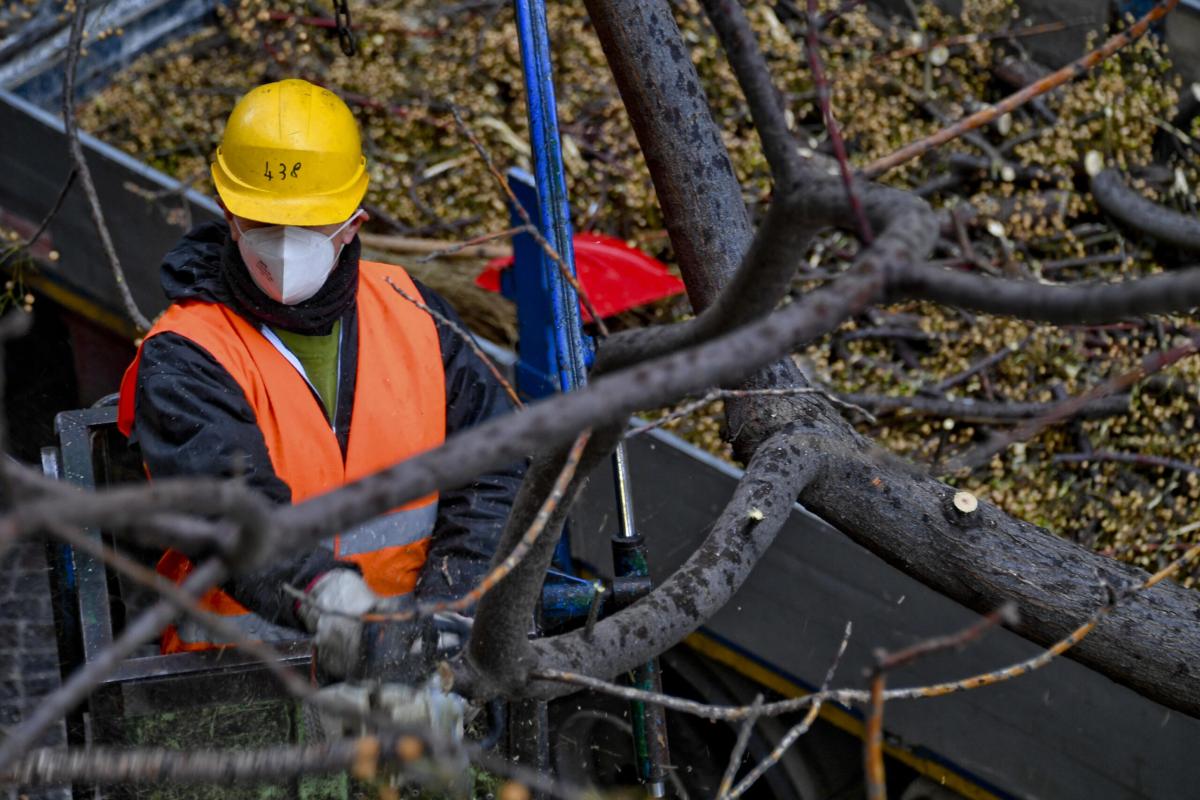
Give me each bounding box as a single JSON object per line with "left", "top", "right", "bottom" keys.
{"left": 160, "top": 220, "right": 235, "bottom": 305}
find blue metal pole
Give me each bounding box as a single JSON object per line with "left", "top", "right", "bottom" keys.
{"left": 510, "top": 3, "right": 668, "bottom": 794}
{"left": 513, "top": 0, "right": 590, "bottom": 392}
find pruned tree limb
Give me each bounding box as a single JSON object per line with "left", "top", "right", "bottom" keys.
{"left": 1091, "top": 167, "right": 1200, "bottom": 254}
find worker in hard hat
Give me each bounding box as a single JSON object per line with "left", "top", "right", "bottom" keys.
{"left": 116, "top": 79, "right": 524, "bottom": 684}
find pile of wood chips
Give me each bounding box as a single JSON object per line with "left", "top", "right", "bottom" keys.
{"left": 81, "top": 0, "right": 1200, "bottom": 581}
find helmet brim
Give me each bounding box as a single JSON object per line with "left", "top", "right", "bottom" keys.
{"left": 211, "top": 161, "right": 369, "bottom": 227}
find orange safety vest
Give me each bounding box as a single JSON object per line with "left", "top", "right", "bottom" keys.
{"left": 118, "top": 261, "right": 446, "bottom": 652}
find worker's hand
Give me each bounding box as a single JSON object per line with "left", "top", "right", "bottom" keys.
{"left": 356, "top": 593, "right": 437, "bottom": 685}
{"left": 300, "top": 570, "right": 469, "bottom": 685}
{"left": 300, "top": 569, "right": 378, "bottom": 682}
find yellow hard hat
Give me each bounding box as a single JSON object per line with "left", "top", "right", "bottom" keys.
{"left": 211, "top": 79, "right": 368, "bottom": 226}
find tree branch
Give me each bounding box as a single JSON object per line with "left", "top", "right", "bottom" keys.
{"left": 1090, "top": 166, "right": 1200, "bottom": 254}
{"left": 0, "top": 558, "right": 226, "bottom": 773}
{"left": 61, "top": 1, "right": 152, "bottom": 333}
{"left": 461, "top": 424, "right": 824, "bottom": 699}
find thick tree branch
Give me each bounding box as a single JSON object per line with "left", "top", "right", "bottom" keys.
{"left": 468, "top": 428, "right": 617, "bottom": 696}
{"left": 459, "top": 424, "right": 824, "bottom": 699}
{"left": 1090, "top": 167, "right": 1200, "bottom": 254}
{"left": 893, "top": 262, "right": 1200, "bottom": 323}
{"left": 840, "top": 390, "right": 1131, "bottom": 423}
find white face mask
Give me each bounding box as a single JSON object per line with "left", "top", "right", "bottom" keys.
{"left": 234, "top": 211, "right": 359, "bottom": 305}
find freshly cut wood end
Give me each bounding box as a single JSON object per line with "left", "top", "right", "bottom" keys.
{"left": 953, "top": 491, "right": 978, "bottom": 514}
{"left": 1084, "top": 150, "right": 1105, "bottom": 177}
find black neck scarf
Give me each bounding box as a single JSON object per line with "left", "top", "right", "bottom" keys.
{"left": 220, "top": 232, "right": 360, "bottom": 335}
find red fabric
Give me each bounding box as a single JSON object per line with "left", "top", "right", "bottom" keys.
{"left": 476, "top": 232, "right": 684, "bottom": 322}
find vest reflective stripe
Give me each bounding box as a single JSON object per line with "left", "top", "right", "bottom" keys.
{"left": 119, "top": 261, "right": 446, "bottom": 654}
{"left": 326, "top": 502, "right": 439, "bottom": 557}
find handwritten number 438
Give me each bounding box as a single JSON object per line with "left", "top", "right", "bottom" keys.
{"left": 263, "top": 162, "right": 302, "bottom": 181}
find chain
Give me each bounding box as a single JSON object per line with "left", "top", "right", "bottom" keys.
{"left": 333, "top": 0, "right": 356, "bottom": 57}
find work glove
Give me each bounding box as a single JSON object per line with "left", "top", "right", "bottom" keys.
{"left": 299, "top": 569, "right": 470, "bottom": 684}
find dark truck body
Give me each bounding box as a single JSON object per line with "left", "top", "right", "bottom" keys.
{"left": 2, "top": 3, "right": 1200, "bottom": 797}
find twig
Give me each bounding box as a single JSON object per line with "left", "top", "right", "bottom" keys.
{"left": 1053, "top": 451, "right": 1200, "bottom": 478}
{"left": 948, "top": 336, "right": 1200, "bottom": 471}
{"left": 46, "top": 523, "right": 313, "bottom": 701}
{"left": 627, "top": 387, "right": 876, "bottom": 438}
{"left": 532, "top": 537, "right": 1200, "bottom": 715}
{"left": 864, "top": 602, "right": 1014, "bottom": 800}
{"left": 289, "top": 430, "right": 592, "bottom": 624}
{"left": 864, "top": 671, "right": 887, "bottom": 800}
{"left": 1040, "top": 253, "right": 1126, "bottom": 274}
{"left": 0, "top": 558, "right": 227, "bottom": 773}
{"left": 61, "top": 2, "right": 152, "bottom": 333}
{"left": 728, "top": 621, "right": 852, "bottom": 799}
{"left": 920, "top": 337, "right": 1026, "bottom": 396}
{"left": 0, "top": 170, "right": 75, "bottom": 265}
{"left": 716, "top": 694, "right": 763, "bottom": 800}
{"left": 861, "top": 0, "right": 1182, "bottom": 178}
{"left": 356, "top": 229, "right": 520, "bottom": 262}
{"left": 448, "top": 104, "right": 610, "bottom": 336}
{"left": 874, "top": 20, "right": 1069, "bottom": 62}
{"left": 880, "top": 605, "right": 1018, "bottom": 675}
{"left": 385, "top": 277, "right": 523, "bottom": 409}
{"left": 415, "top": 226, "right": 530, "bottom": 263}
{"left": 806, "top": 0, "right": 873, "bottom": 243}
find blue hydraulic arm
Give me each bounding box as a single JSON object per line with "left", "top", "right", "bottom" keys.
{"left": 513, "top": 0, "right": 590, "bottom": 394}
{"left": 506, "top": 0, "right": 669, "bottom": 795}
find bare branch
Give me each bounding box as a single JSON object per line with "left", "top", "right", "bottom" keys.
{"left": 862, "top": 0, "right": 1182, "bottom": 178}
{"left": 61, "top": 2, "right": 152, "bottom": 333}
{"left": 840, "top": 389, "right": 1130, "bottom": 424}
{"left": 627, "top": 387, "right": 875, "bottom": 438}
{"left": 386, "top": 277, "right": 523, "bottom": 409}
{"left": 865, "top": 671, "right": 886, "bottom": 800}
{"left": 1052, "top": 450, "right": 1200, "bottom": 478}
{"left": 46, "top": 523, "right": 312, "bottom": 700}
{"left": 2, "top": 736, "right": 565, "bottom": 798}
{"left": 483, "top": 424, "right": 826, "bottom": 699}
{"left": 0, "top": 170, "right": 75, "bottom": 264}
{"left": 805, "top": 0, "right": 873, "bottom": 243}
{"left": 448, "top": 104, "right": 609, "bottom": 336}
{"left": 1090, "top": 166, "right": 1200, "bottom": 254}
{"left": 288, "top": 430, "right": 591, "bottom": 624}
{"left": 947, "top": 336, "right": 1199, "bottom": 470}
{"left": 355, "top": 226, "right": 525, "bottom": 262}
{"left": 716, "top": 694, "right": 763, "bottom": 800}
{"left": 0, "top": 558, "right": 226, "bottom": 773}
{"left": 728, "top": 621, "right": 852, "bottom": 799}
